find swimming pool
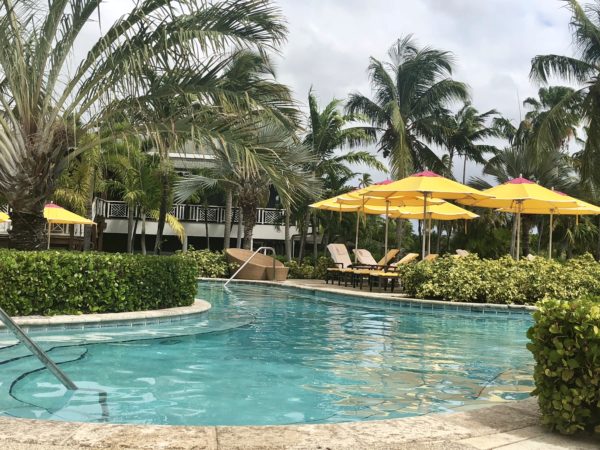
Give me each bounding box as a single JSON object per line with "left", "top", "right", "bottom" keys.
{"left": 0, "top": 282, "right": 534, "bottom": 426}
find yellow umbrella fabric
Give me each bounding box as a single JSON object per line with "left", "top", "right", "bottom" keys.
{"left": 458, "top": 178, "right": 579, "bottom": 259}
{"left": 0, "top": 211, "right": 9, "bottom": 223}
{"left": 44, "top": 204, "right": 95, "bottom": 225}
{"left": 44, "top": 203, "right": 95, "bottom": 249}
{"left": 390, "top": 202, "right": 479, "bottom": 220}
{"left": 363, "top": 171, "right": 491, "bottom": 258}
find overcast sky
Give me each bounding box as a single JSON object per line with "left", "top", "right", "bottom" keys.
{"left": 94, "top": 0, "right": 576, "bottom": 183}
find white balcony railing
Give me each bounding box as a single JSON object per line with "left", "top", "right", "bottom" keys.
{"left": 94, "top": 198, "right": 285, "bottom": 226}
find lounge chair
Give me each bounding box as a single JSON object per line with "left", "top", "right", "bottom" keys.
{"left": 326, "top": 243, "right": 355, "bottom": 285}
{"left": 455, "top": 249, "right": 470, "bottom": 257}
{"left": 423, "top": 253, "right": 439, "bottom": 262}
{"left": 368, "top": 252, "right": 419, "bottom": 292}
{"left": 353, "top": 248, "right": 401, "bottom": 268}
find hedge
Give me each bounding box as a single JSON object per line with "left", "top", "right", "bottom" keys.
{"left": 176, "top": 249, "right": 231, "bottom": 278}
{"left": 527, "top": 298, "right": 600, "bottom": 434}
{"left": 396, "top": 253, "right": 600, "bottom": 304}
{"left": 0, "top": 250, "right": 197, "bottom": 316}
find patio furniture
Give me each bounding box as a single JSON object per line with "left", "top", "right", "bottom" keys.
{"left": 225, "top": 248, "right": 289, "bottom": 281}
{"left": 369, "top": 252, "right": 419, "bottom": 291}
{"left": 423, "top": 253, "right": 439, "bottom": 262}
{"left": 325, "top": 243, "right": 355, "bottom": 285}
{"left": 455, "top": 249, "right": 470, "bottom": 257}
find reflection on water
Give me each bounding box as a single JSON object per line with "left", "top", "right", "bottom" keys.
{"left": 0, "top": 282, "right": 534, "bottom": 426}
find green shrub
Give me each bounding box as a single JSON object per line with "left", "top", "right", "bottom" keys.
{"left": 0, "top": 250, "right": 197, "bottom": 316}
{"left": 527, "top": 298, "right": 600, "bottom": 435}
{"left": 398, "top": 254, "right": 600, "bottom": 305}
{"left": 176, "top": 249, "right": 231, "bottom": 278}
{"left": 284, "top": 256, "right": 331, "bottom": 279}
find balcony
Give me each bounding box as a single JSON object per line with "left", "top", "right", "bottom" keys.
{"left": 94, "top": 199, "right": 286, "bottom": 226}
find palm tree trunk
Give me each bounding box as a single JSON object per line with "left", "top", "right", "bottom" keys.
{"left": 141, "top": 214, "right": 147, "bottom": 255}
{"left": 522, "top": 216, "right": 531, "bottom": 257}
{"left": 83, "top": 167, "right": 96, "bottom": 251}
{"left": 240, "top": 202, "right": 256, "bottom": 250}
{"left": 69, "top": 224, "right": 75, "bottom": 250}
{"left": 127, "top": 205, "right": 134, "bottom": 254}
{"left": 436, "top": 220, "right": 441, "bottom": 254}
{"left": 311, "top": 213, "right": 318, "bottom": 261}
{"left": 8, "top": 202, "right": 47, "bottom": 250}
{"left": 204, "top": 203, "right": 210, "bottom": 250}
{"left": 462, "top": 154, "right": 468, "bottom": 184}
{"left": 237, "top": 206, "right": 243, "bottom": 248}
{"left": 298, "top": 210, "right": 310, "bottom": 261}
{"left": 223, "top": 188, "right": 232, "bottom": 250}
{"left": 154, "top": 172, "right": 170, "bottom": 255}
{"left": 510, "top": 217, "right": 517, "bottom": 257}
{"left": 537, "top": 218, "right": 544, "bottom": 254}
{"left": 284, "top": 207, "right": 292, "bottom": 262}
{"left": 132, "top": 215, "right": 139, "bottom": 253}
{"left": 395, "top": 218, "right": 404, "bottom": 252}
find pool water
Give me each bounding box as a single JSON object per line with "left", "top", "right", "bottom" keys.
{"left": 0, "top": 282, "right": 534, "bottom": 426}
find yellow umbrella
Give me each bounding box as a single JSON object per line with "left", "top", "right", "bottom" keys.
{"left": 0, "top": 211, "right": 9, "bottom": 223}
{"left": 497, "top": 191, "right": 600, "bottom": 258}
{"left": 44, "top": 203, "right": 95, "bottom": 249}
{"left": 458, "top": 177, "right": 579, "bottom": 259}
{"left": 364, "top": 170, "right": 491, "bottom": 258}
{"left": 311, "top": 185, "right": 442, "bottom": 258}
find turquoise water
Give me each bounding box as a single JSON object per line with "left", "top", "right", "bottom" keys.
{"left": 0, "top": 282, "right": 534, "bottom": 426}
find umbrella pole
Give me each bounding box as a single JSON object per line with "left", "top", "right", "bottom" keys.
{"left": 421, "top": 194, "right": 427, "bottom": 259}
{"left": 516, "top": 211, "right": 521, "bottom": 261}
{"left": 384, "top": 201, "right": 389, "bottom": 259}
{"left": 548, "top": 213, "right": 553, "bottom": 259}
{"left": 354, "top": 211, "right": 359, "bottom": 263}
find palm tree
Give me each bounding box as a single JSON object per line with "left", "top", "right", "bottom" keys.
{"left": 357, "top": 173, "right": 374, "bottom": 188}
{"left": 530, "top": 0, "right": 600, "bottom": 183}
{"left": 0, "top": 0, "right": 288, "bottom": 250}
{"left": 443, "top": 103, "right": 499, "bottom": 183}
{"left": 300, "top": 90, "right": 383, "bottom": 260}
{"left": 346, "top": 35, "right": 469, "bottom": 180}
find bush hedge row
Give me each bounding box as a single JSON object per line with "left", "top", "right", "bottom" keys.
{"left": 527, "top": 298, "right": 600, "bottom": 434}
{"left": 396, "top": 254, "right": 600, "bottom": 304}
{"left": 0, "top": 250, "right": 197, "bottom": 316}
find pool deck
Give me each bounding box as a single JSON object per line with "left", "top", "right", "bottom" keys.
{"left": 0, "top": 279, "right": 598, "bottom": 449}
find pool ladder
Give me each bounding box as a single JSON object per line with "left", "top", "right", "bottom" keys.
{"left": 224, "top": 246, "right": 276, "bottom": 287}
{"left": 0, "top": 306, "right": 77, "bottom": 390}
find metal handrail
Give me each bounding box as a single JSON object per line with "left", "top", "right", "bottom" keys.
{"left": 224, "top": 246, "right": 276, "bottom": 287}
{"left": 0, "top": 307, "right": 77, "bottom": 390}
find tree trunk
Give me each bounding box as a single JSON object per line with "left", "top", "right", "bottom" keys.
{"left": 395, "top": 218, "right": 404, "bottom": 252}
{"left": 522, "top": 216, "right": 531, "bottom": 258}
{"left": 141, "top": 214, "right": 147, "bottom": 255}
{"left": 537, "top": 218, "right": 544, "bottom": 254}
{"left": 83, "top": 166, "right": 97, "bottom": 251}
{"left": 204, "top": 204, "right": 210, "bottom": 250}
{"left": 436, "top": 220, "right": 441, "bottom": 254}
{"left": 236, "top": 206, "right": 243, "bottom": 248}
{"left": 462, "top": 154, "right": 468, "bottom": 184}
{"left": 284, "top": 207, "right": 292, "bottom": 262}
{"left": 298, "top": 210, "right": 310, "bottom": 261}
{"left": 241, "top": 202, "right": 256, "bottom": 250}
{"left": 446, "top": 222, "right": 452, "bottom": 250}
{"left": 132, "top": 215, "right": 139, "bottom": 253}
{"left": 68, "top": 224, "right": 75, "bottom": 250}
{"left": 311, "top": 213, "right": 318, "bottom": 261}
{"left": 127, "top": 204, "right": 134, "bottom": 254}
{"left": 223, "top": 188, "right": 233, "bottom": 250}
{"left": 8, "top": 204, "right": 47, "bottom": 250}
{"left": 154, "top": 172, "right": 170, "bottom": 255}
{"left": 510, "top": 216, "right": 517, "bottom": 257}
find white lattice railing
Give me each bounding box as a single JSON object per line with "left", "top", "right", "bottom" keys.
{"left": 94, "top": 198, "right": 284, "bottom": 225}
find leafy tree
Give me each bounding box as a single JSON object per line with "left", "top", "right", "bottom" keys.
{"left": 346, "top": 35, "right": 469, "bottom": 180}
{"left": 0, "top": 0, "right": 288, "bottom": 250}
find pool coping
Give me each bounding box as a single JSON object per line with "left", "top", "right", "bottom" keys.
{"left": 0, "top": 299, "right": 211, "bottom": 334}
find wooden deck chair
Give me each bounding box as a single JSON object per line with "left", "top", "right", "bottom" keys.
{"left": 424, "top": 253, "right": 439, "bottom": 262}
{"left": 353, "top": 249, "right": 379, "bottom": 267}
{"left": 389, "top": 252, "right": 419, "bottom": 268}
{"left": 378, "top": 249, "right": 400, "bottom": 266}
{"left": 369, "top": 252, "right": 419, "bottom": 292}
{"left": 455, "top": 249, "right": 470, "bottom": 257}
